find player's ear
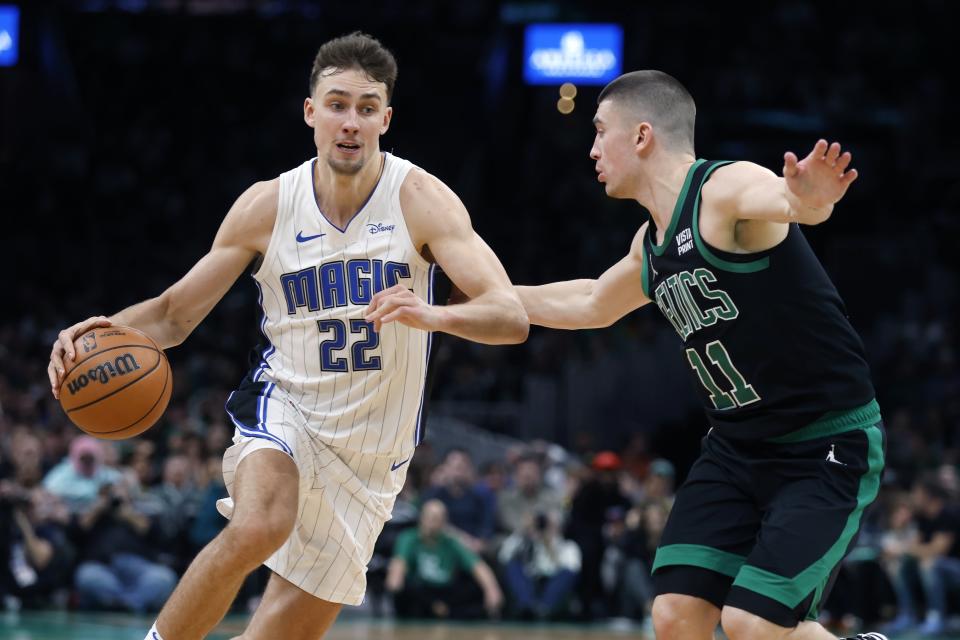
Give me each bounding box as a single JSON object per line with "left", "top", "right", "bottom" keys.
{"left": 635, "top": 122, "right": 653, "bottom": 155}
{"left": 304, "top": 97, "right": 315, "bottom": 127}
{"left": 381, "top": 106, "right": 393, "bottom": 135}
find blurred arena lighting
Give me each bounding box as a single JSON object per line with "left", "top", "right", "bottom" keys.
{"left": 557, "top": 97, "right": 575, "bottom": 114}
{"left": 559, "top": 82, "right": 577, "bottom": 99}
{"left": 0, "top": 4, "right": 18, "bottom": 67}
{"left": 524, "top": 23, "right": 622, "bottom": 86}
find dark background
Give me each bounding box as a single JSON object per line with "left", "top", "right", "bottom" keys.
{"left": 2, "top": 0, "right": 958, "bottom": 483}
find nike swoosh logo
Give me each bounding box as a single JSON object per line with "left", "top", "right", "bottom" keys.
{"left": 296, "top": 231, "right": 326, "bottom": 243}
{"left": 152, "top": 633, "right": 161, "bottom": 640}
{"left": 391, "top": 458, "right": 410, "bottom": 471}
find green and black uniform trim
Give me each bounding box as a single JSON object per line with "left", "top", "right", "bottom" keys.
{"left": 641, "top": 159, "right": 876, "bottom": 441}
{"left": 653, "top": 403, "right": 884, "bottom": 625}
{"left": 646, "top": 160, "right": 884, "bottom": 626}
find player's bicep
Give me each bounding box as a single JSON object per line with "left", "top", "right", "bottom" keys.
{"left": 708, "top": 162, "right": 793, "bottom": 224}
{"left": 404, "top": 171, "right": 516, "bottom": 299}
{"left": 163, "top": 180, "right": 275, "bottom": 330}
{"left": 433, "top": 230, "right": 516, "bottom": 300}
{"left": 163, "top": 245, "right": 256, "bottom": 326}
{"left": 590, "top": 250, "right": 651, "bottom": 324}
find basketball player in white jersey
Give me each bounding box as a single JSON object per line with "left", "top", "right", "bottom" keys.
{"left": 47, "top": 32, "right": 527, "bottom": 640}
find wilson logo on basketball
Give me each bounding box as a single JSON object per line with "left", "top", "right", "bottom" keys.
{"left": 66, "top": 353, "right": 142, "bottom": 395}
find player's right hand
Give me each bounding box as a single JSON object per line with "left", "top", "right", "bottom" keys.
{"left": 48, "top": 316, "right": 113, "bottom": 399}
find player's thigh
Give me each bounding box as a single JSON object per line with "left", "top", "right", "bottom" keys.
{"left": 653, "top": 433, "right": 760, "bottom": 606}
{"left": 239, "top": 571, "right": 342, "bottom": 640}
{"left": 727, "top": 424, "right": 884, "bottom": 627}
{"left": 231, "top": 448, "right": 300, "bottom": 538}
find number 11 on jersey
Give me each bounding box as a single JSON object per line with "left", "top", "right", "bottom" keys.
{"left": 686, "top": 340, "right": 760, "bottom": 410}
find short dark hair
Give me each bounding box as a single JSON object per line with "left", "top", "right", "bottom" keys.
{"left": 597, "top": 70, "right": 696, "bottom": 153}
{"left": 309, "top": 31, "right": 398, "bottom": 102}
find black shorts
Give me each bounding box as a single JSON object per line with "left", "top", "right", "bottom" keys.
{"left": 652, "top": 401, "right": 885, "bottom": 628}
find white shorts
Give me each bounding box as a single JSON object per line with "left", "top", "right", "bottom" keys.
{"left": 217, "top": 383, "right": 410, "bottom": 605}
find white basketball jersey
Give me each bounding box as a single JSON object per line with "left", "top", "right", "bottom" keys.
{"left": 249, "top": 152, "right": 434, "bottom": 457}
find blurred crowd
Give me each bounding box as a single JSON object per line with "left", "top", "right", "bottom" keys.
{"left": 8, "top": 416, "right": 960, "bottom": 636}
{"left": 0, "top": 415, "right": 680, "bottom": 626}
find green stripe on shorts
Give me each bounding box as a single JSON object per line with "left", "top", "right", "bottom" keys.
{"left": 652, "top": 543, "right": 747, "bottom": 578}
{"left": 732, "top": 423, "right": 884, "bottom": 609}
{"left": 766, "top": 399, "right": 881, "bottom": 444}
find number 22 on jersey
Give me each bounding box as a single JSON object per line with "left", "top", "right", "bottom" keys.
{"left": 318, "top": 319, "right": 382, "bottom": 372}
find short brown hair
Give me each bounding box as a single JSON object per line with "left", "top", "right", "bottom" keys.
{"left": 598, "top": 70, "right": 696, "bottom": 153}
{"left": 309, "top": 31, "right": 398, "bottom": 102}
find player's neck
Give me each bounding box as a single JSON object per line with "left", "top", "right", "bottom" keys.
{"left": 313, "top": 152, "right": 385, "bottom": 226}
{"left": 635, "top": 154, "right": 696, "bottom": 232}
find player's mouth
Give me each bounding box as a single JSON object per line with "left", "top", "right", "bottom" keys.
{"left": 596, "top": 169, "right": 606, "bottom": 182}
{"left": 335, "top": 141, "right": 361, "bottom": 155}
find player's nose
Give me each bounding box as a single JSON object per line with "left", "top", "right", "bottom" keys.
{"left": 341, "top": 113, "right": 360, "bottom": 132}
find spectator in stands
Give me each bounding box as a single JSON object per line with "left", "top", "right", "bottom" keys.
{"left": 386, "top": 499, "right": 502, "bottom": 620}
{"left": 5, "top": 430, "right": 46, "bottom": 490}
{"left": 42, "top": 436, "right": 122, "bottom": 512}
{"left": 643, "top": 458, "right": 676, "bottom": 505}
{"left": 498, "top": 510, "right": 580, "bottom": 620}
{"left": 0, "top": 481, "right": 74, "bottom": 609}
{"left": 152, "top": 456, "right": 201, "bottom": 539}
{"left": 604, "top": 498, "right": 671, "bottom": 624}
{"left": 566, "top": 450, "right": 632, "bottom": 619}
{"left": 884, "top": 476, "right": 960, "bottom": 635}
{"left": 498, "top": 453, "right": 564, "bottom": 536}
{"left": 72, "top": 477, "right": 176, "bottom": 612}
{"left": 479, "top": 459, "right": 508, "bottom": 497}
{"left": 423, "top": 448, "right": 497, "bottom": 554}
{"left": 188, "top": 455, "right": 229, "bottom": 554}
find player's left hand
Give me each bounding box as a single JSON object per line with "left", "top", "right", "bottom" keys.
{"left": 364, "top": 284, "right": 443, "bottom": 332}
{"left": 783, "top": 139, "right": 858, "bottom": 210}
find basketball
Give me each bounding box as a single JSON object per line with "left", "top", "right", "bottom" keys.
{"left": 58, "top": 325, "right": 172, "bottom": 440}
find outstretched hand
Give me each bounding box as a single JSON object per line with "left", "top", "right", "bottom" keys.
{"left": 783, "top": 139, "right": 858, "bottom": 210}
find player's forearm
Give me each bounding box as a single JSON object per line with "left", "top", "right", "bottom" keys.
{"left": 516, "top": 280, "right": 604, "bottom": 329}
{"left": 110, "top": 292, "right": 190, "bottom": 349}
{"left": 437, "top": 289, "right": 528, "bottom": 344}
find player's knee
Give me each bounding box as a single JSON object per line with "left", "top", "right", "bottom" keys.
{"left": 721, "top": 606, "right": 788, "bottom": 640}
{"left": 652, "top": 594, "right": 706, "bottom": 639}
{"left": 224, "top": 508, "right": 295, "bottom": 561}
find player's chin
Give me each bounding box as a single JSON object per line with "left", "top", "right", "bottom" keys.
{"left": 327, "top": 156, "right": 364, "bottom": 176}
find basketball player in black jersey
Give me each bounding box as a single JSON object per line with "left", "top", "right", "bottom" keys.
{"left": 518, "top": 71, "right": 887, "bottom": 640}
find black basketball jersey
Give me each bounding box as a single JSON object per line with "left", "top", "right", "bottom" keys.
{"left": 641, "top": 159, "right": 876, "bottom": 440}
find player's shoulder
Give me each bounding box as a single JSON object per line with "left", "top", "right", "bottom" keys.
{"left": 239, "top": 178, "right": 280, "bottom": 212}
{"left": 400, "top": 166, "right": 459, "bottom": 204}
{"left": 217, "top": 178, "right": 279, "bottom": 247}
{"left": 701, "top": 160, "right": 775, "bottom": 203}
{"left": 399, "top": 166, "right": 468, "bottom": 233}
